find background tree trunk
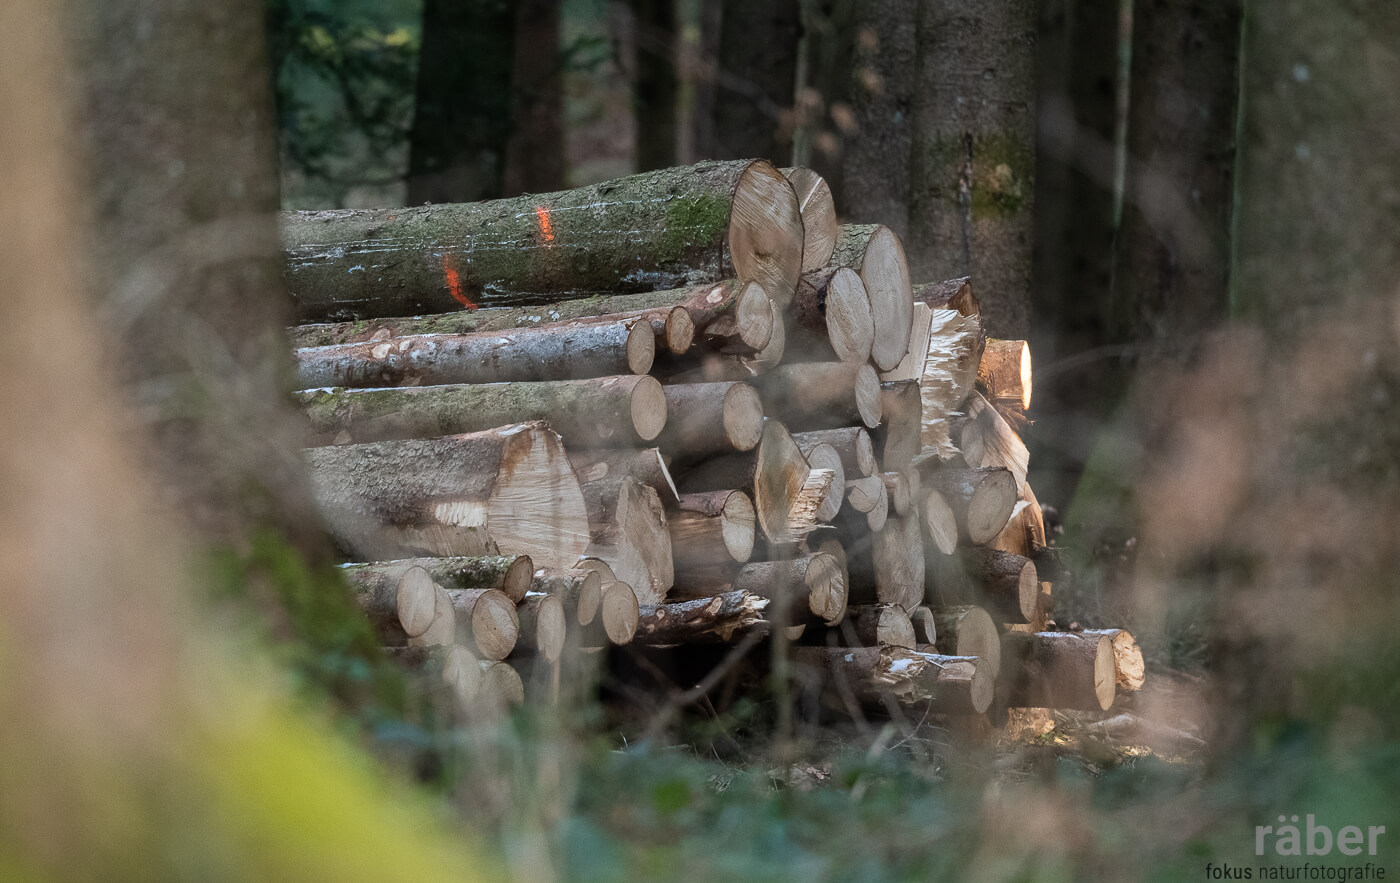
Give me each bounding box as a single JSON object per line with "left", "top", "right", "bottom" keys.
{"left": 710, "top": 0, "right": 802, "bottom": 164}
{"left": 504, "top": 0, "right": 566, "bottom": 195}
{"left": 407, "top": 0, "right": 516, "bottom": 203}
{"left": 627, "top": 0, "right": 679, "bottom": 171}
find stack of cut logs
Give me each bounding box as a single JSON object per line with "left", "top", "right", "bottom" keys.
{"left": 282, "top": 159, "right": 1145, "bottom": 724}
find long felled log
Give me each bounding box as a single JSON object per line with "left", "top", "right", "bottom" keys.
{"left": 295, "top": 318, "right": 653, "bottom": 390}
{"left": 735, "top": 553, "right": 846, "bottom": 625}
{"left": 830, "top": 224, "right": 914, "bottom": 371}
{"left": 927, "top": 547, "right": 1039, "bottom": 624}
{"left": 342, "top": 554, "right": 534, "bottom": 606}
{"left": 1080, "top": 629, "right": 1146, "bottom": 692}
{"left": 299, "top": 375, "right": 668, "bottom": 448}
{"left": 516, "top": 592, "right": 567, "bottom": 663}
{"left": 307, "top": 423, "right": 591, "bottom": 567}
{"left": 978, "top": 339, "right": 1032, "bottom": 412}
{"left": 782, "top": 167, "right": 839, "bottom": 272}
{"left": 793, "top": 428, "right": 876, "bottom": 477}
{"left": 634, "top": 590, "right": 769, "bottom": 644}
{"left": 920, "top": 465, "right": 1017, "bottom": 545}
{"left": 1001, "top": 632, "right": 1116, "bottom": 711}
{"left": 445, "top": 588, "right": 520, "bottom": 661}
{"left": 760, "top": 362, "right": 882, "bottom": 430}
{"left": 654, "top": 381, "right": 764, "bottom": 458}
{"left": 931, "top": 605, "right": 1001, "bottom": 677}
{"left": 668, "top": 490, "right": 756, "bottom": 570}
{"left": 677, "top": 419, "right": 812, "bottom": 545}
{"left": 795, "top": 646, "right": 992, "bottom": 715}
{"left": 788, "top": 267, "right": 874, "bottom": 364}
{"left": 283, "top": 159, "right": 804, "bottom": 320}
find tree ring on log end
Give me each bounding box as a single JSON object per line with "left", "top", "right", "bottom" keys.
{"left": 630, "top": 375, "right": 668, "bottom": 442}
{"left": 729, "top": 161, "right": 804, "bottom": 309}
{"left": 733, "top": 281, "right": 775, "bottom": 351}
{"left": 601, "top": 581, "right": 640, "bottom": 645}
{"left": 862, "top": 226, "right": 915, "bottom": 371}
{"left": 722, "top": 383, "right": 765, "bottom": 451}
{"left": 720, "top": 490, "right": 756, "bottom": 563}
{"left": 626, "top": 320, "right": 656, "bottom": 374}
{"left": 853, "top": 364, "right": 883, "bottom": 429}
{"left": 824, "top": 267, "right": 875, "bottom": 363}
{"left": 665, "top": 306, "right": 695, "bottom": 354}
{"left": 396, "top": 565, "right": 438, "bottom": 638}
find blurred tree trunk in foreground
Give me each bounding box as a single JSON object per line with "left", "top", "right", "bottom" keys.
{"left": 910, "top": 0, "right": 1037, "bottom": 338}
{"left": 408, "top": 0, "right": 517, "bottom": 203}
{"left": 0, "top": 0, "right": 485, "bottom": 876}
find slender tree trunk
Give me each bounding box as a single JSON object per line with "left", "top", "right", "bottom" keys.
{"left": 504, "top": 0, "right": 566, "bottom": 195}
{"left": 407, "top": 0, "right": 516, "bottom": 204}
{"left": 711, "top": 0, "right": 802, "bottom": 163}
{"left": 910, "top": 0, "right": 1037, "bottom": 339}
{"left": 628, "top": 0, "right": 679, "bottom": 171}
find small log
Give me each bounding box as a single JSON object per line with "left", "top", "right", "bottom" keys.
{"left": 789, "top": 267, "right": 874, "bottom": 364}
{"left": 843, "top": 476, "right": 889, "bottom": 532}
{"left": 445, "top": 588, "right": 520, "bottom": 661}
{"left": 877, "top": 301, "right": 932, "bottom": 384}
{"left": 570, "top": 448, "right": 678, "bottom": 524}
{"left": 669, "top": 490, "right": 757, "bottom": 570}
{"left": 343, "top": 562, "right": 437, "bottom": 638}
{"left": 978, "top": 339, "right": 1032, "bottom": 411}
{"left": 931, "top": 605, "right": 1001, "bottom": 677}
{"left": 696, "top": 282, "right": 777, "bottom": 353}
{"left": 759, "top": 362, "right": 882, "bottom": 430}
{"left": 830, "top": 224, "right": 914, "bottom": 371}
{"left": 654, "top": 381, "right": 764, "bottom": 458}
{"left": 532, "top": 567, "right": 602, "bottom": 625}
{"left": 921, "top": 489, "right": 959, "bottom": 556}
{"left": 782, "top": 167, "right": 839, "bottom": 272}
{"left": 295, "top": 319, "right": 653, "bottom": 389}
{"left": 634, "top": 590, "right": 769, "bottom": 644}
{"left": 588, "top": 477, "right": 674, "bottom": 605}
{"left": 798, "top": 442, "right": 846, "bottom": 523}
{"left": 927, "top": 547, "right": 1038, "bottom": 624}
{"left": 955, "top": 392, "right": 1028, "bottom": 494}
{"left": 912, "top": 276, "right": 979, "bottom": 317}
{"left": 920, "top": 465, "right": 1017, "bottom": 545}
{"left": 846, "top": 604, "right": 916, "bottom": 648}
{"left": 846, "top": 515, "right": 924, "bottom": 611}
{"left": 342, "top": 554, "right": 534, "bottom": 606}
{"left": 881, "top": 471, "right": 915, "bottom": 518}
{"left": 516, "top": 593, "right": 567, "bottom": 663}
{"left": 874, "top": 380, "right": 922, "bottom": 470}
{"left": 792, "top": 427, "right": 876, "bottom": 477}
{"left": 307, "top": 423, "right": 591, "bottom": 568}
{"left": 406, "top": 585, "right": 457, "bottom": 648}
{"left": 300, "top": 375, "right": 668, "bottom": 448}
{"left": 990, "top": 483, "right": 1047, "bottom": 559}
{"left": 676, "top": 420, "right": 812, "bottom": 545}
{"left": 581, "top": 580, "right": 640, "bottom": 646}
{"left": 1080, "top": 629, "right": 1146, "bottom": 692}
{"left": 477, "top": 659, "right": 526, "bottom": 709}
{"left": 735, "top": 553, "right": 846, "bottom": 625}
{"left": 910, "top": 606, "right": 938, "bottom": 645}
{"left": 795, "top": 645, "right": 992, "bottom": 715}
{"left": 1001, "top": 632, "right": 1116, "bottom": 711}
{"left": 918, "top": 307, "right": 985, "bottom": 460}
{"left": 282, "top": 159, "right": 803, "bottom": 319}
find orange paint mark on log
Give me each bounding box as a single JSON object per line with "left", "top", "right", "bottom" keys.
{"left": 535, "top": 206, "right": 555, "bottom": 244}
{"left": 442, "top": 253, "right": 477, "bottom": 310}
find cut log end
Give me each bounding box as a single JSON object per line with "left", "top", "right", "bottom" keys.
{"left": 730, "top": 161, "right": 804, "bottom": 309}
{"left": 933, "top": 605, "right": 1001, "bottom": 678}
{"left": 627, "top": 319, "right": 657, "bottom": 375}
{"left": 782, "top": 167, "right": 839, "bottom": 272}
{"left": 630, "top": 375, "right": 669, "bottom": 442}
{"left": 805, "top": 551, "right": 848, "bottom": 625}
{"left": 600, "top": 580, "right": 641, "bottom": 645}
{"left": 733, "top": 281, "right": 776, "bottom": 351}
{"left": 818, "top": 266, "right": 875, "bottom": 363}
{"left": 979, "top": 339, "right": 1032, "bottom": 411}
{"left": 854, "top": 364, "right": 883, "bottom": 429}
{"left": 1083, "top": 629, "right": 1147, "bottom": 692}
{"left": 520, "top": 593, "right": 567, "bottom": 663}
{"left": 396, "top": 565, "right": 438, "bottom": 638}
{"left": 922, "top": 489, "right": 959, "bottom": 556}
{"left": 665, "top": 306, "right": 695, "bottom": 354}
{"left": 848, "top": 226, "right": 914, "bottom": 372}
{"left": 722, "top": 382, "right": 765, "bottom": 451}
{"left": 804, "top": 443, "right": 846, "bottom": 523}
{"left": 966, "top": 469, "right": 1018, "bottom": 544}
{"left": 720, "top": 490, "right": 757, "bottom": 563}
{"left": 468, "top": 589, "right": 521, "bottom": 661}
{"left": 501, "top": 555, "right": 535, "bottom": 603}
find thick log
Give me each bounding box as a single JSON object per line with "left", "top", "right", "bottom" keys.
{"left": 735, "top": 553, "right": 846, "bottom": 625}
{"left": 921, "top": 488, "right": 959, "bottom": 556}
{"left": 978, "top": 339, "right": 1032, "bottom": 411}
{"left": 668, "top": 490, "right": 756, "bottom": 569}
{"left": 570, "top": 448, "right": 677, "bottom": 525}
{"left": 760, "top": 362, "right": 882, "bottom": 430}
{"left": 307, "top": 423, "right": 590, "bottom": 567}
{"left": 792, "top": 427, "right": 876, "bottom": 477}
{"left": 676, "top": 420, "right": 812, "bottom": 545}
{"left": 874, "top": 380, "right": 922, "bottom": 471}
{"left": 910, "top": 606, "right": 938, "bottom": 646}
{"left": 782, "top": 167, "right": 839, "bottom": 272}
{"left": 920, "top": 465, "right": 1017, "bottom": 545}
{"left": 634, "top": 590, "right": 769, "bottom": 644}
{"left": 846, "top": 604, "right": 917, "bottom": 648}
{"left": 654, "top": 382, "right": 764, "bottom": 459}
{"left": 931, "top": 605, "right": 1001, "bottom": 677}
{"left": 344, "top": 562, "right": 437, "bottom": 638}
{"left": 1080, "top": 629, "right": 1146, "bottom": 692}
{"left": 795, "top": 645, "right": 992, "bottom": 715}
{"left": 299, "top": 375, "right": 668, "bottom": 448}
{"left": 927, "top": 547, "right": 1039, "bottom": 624}
{"left": 955, "top": 393, "right": 1029, "bottom": 495}
{"left": 919, "top": 306, "right": 985, "bottom": 460}
{"left": 444, "top": 588, "right": 520, "bottom": 661}
{"left": 516, "top": 592, "right": 567, "bottom": 663}
{"left": 846, "top": 515, "right": 924, "bottom": 611}
{"left": 295, "top": 319, "right": 653, "bottom": 389}
{"left": 341, "top": 554, "right": 534, "bottom": 606}
{"left": 912, "top": 276, "right": 979, "bottom": 316}
{"left": 789, "top": 267, "right": 875, "bottom": 364}
{"left": 588, "top": 477, "right": 674, "bottom": 605}
{"left": 532, "top": 567, "right": 602, "bottom": 626}
{"left": 282, "top": 159, "right": 804, "bottom": 319}
{"left": 1001, "top": 632, "right": 1116, "bottom": 711}
{"left": 830, "top": 225, "right": 914, "bottom": 371}
{"left": 798, "top": 442, "right": 845, "bottom": 523}
{"left": 580, "top": 580, "right": 640, "bottom": 646}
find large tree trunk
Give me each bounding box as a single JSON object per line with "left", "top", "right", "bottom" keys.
{"left": 407, "top": 0, "right": 516, "bottom": 204}
{"left": 282, "top": 160, "right": 803, "bottom": 320}
{"left": 909, "top": 0, "right": 1037, "bottom": 338}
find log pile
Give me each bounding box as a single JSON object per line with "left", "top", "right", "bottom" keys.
{"left": 284, "top": 159, "right": 1142, "bottom": 727}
